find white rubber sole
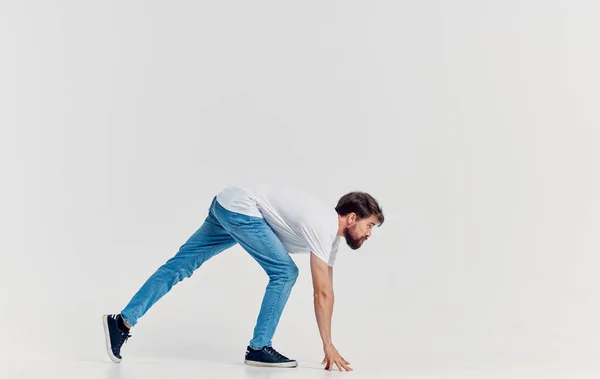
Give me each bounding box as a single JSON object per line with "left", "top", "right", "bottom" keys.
{"left": 102, "top": 314, "right": 122, "bottom": 363}
{"left": 244, "top": 359, "right": 298, "bottom": 368}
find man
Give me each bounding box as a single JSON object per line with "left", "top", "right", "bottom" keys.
{"left": 103, "top": 184, "right": 384, "bottom": 371}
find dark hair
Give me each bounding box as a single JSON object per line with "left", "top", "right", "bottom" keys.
{"left": 335, "top": 192, "right": 384, "bottom": 226}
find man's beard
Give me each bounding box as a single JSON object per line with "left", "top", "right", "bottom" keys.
{"left": 344, "top": 225, "right": 365, "bottom": 250}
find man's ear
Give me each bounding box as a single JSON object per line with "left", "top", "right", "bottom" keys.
{"left": 347, "top": 213, "right": 357, "bottom": 224}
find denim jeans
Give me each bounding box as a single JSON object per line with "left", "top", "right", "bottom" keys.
{"left": 120, "top": 197, "right": 299, "bottom": 350}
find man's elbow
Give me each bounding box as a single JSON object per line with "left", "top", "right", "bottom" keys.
{"left": 313, "top": 289, "right": 333, "bottom": 301}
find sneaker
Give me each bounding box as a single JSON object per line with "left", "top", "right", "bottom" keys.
{"left": 244, "top": 346, "right": 298, "bottom": 368}
{"left": 102, "top": 314, "right": 132, "bottom": 363}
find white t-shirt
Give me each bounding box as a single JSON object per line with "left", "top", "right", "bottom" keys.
{"left": 216, "top": 184, "right": 341, "bottom": 267}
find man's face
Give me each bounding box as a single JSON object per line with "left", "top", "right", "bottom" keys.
{"left": 343, "top": 214, "right": 378, "bottom": 250}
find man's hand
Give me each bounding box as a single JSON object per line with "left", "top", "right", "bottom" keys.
{"left": 310, "top": 254, "right": 351, "bottom": 371}
{"left": 321, "top": 343, "right": 352, "bottom": 371}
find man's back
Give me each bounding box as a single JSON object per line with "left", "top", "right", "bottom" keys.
{"left": 216, "top": 184, "right": 340, "bottom": 266}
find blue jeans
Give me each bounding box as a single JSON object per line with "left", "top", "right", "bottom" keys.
{"left": 121, "top": 197, "right": 299, "bottom": 350}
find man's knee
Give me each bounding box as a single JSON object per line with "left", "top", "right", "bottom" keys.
{"left": 159, "top": 255, "right": 198, "bottom": 281}
{"left": 270, "top": 262, "right": 299, "bottom": 283}
{"left": 283, "top": 262, "right": 299, "bottom": 283}
{"left": 288, "top": 263, "right": 299, "bottom": 281}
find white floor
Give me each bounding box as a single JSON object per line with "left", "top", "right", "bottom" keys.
{"left": 2, "top": 355, "right": 599, "bottom": 379}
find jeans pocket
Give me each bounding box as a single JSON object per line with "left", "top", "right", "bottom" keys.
{"left": 230, "top": 212, "right": 253, "bottom": 229}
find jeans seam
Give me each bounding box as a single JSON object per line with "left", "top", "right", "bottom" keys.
{"left": 255, "top": 282, "right": 286, "bottom": 347}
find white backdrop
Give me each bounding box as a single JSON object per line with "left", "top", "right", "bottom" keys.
{"left": 1, "top": 0, "right": 599, "bottom": 370}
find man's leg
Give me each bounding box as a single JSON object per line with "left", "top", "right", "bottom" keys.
{"left": 212, "top": 200, "right": 299, "bottom": 351}
{"left": 104, "top": 197, "right": 237, "bottom": 363}
{"left": 120, "top": 197, "right": 237, "bottom": 327}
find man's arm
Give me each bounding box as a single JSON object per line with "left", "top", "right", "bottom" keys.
{"left": 310, "top": 252, "right": 334, "bottom": 345}
{"left": 310, "top": 253, "right": 352, "bottom": 371}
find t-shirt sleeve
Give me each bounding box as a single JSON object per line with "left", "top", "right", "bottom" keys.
{"left": 298, "top": 223, "right": 336, "bottom": 267}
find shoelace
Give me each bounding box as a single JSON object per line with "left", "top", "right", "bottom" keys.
{"left": 264, "top": 346, "right": 288, "bottom": 360}
{"left": 120, "top": 331, "right": 132, "bottom": 346}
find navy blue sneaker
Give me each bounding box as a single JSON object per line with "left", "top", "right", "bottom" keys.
{"left": 102, "top": 314, "right": 132, "bottom": 363}
{"left": 244, "top": 346, "right": 298, "bottom": 368}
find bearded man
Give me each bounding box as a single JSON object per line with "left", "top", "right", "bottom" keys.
{"left": 103, "top": 184, "right": 384, "bottom": 371}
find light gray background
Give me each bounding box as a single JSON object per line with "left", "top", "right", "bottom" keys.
{"left": 1, "top": 0, "right": 599, "bottom": 375}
